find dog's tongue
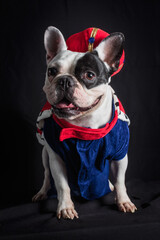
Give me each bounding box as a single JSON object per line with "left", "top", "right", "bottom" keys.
{"left": 56, "top": 101, "right": 75, "bottom": 109}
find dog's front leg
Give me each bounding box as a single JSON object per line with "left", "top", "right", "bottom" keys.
{"left": 111, "top": 155, "right": 137, "bottom": 213}
{"left": 45, "top": 142, "right": 79, "bottom": 220}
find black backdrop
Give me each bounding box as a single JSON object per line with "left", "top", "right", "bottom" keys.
{"left": 0, "top": 0, "right": 160, "bottom": 209}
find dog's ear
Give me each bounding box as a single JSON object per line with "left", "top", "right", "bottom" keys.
{"left": 44, "top": 26, "right": 67, "bottom": 63}
{"left": 95, "top": 33, "right": 124, "bottom": 73}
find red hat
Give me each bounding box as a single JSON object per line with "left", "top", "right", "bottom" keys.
{"left": 66, "top": 27, "right": 125, "bottom": 77}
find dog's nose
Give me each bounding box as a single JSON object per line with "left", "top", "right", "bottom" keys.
{"left": 58, "top": 76, "right": 75, "bottom": 91}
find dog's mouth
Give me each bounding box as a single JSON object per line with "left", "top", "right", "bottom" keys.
{"left": 52, "top": 96, "right": 102, "bottom": 117}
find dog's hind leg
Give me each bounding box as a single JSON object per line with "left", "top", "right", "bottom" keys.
{"left": 32, "top": 146, "right": 51, "bottom": 202}
{"left": 109, "top": 180, "right": 114, "bottom": 191}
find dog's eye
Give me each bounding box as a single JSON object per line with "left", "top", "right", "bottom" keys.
{"left": 84, "top": 71, "right": 95, "bottom": 80}
{"left": 48, "top": 67, "right": 58, "bottom": 77}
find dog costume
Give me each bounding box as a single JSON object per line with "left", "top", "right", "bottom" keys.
{"left": 36, "top": 28, "right": 129, "bottom": 200}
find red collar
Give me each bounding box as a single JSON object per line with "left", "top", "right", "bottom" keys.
{"left": 38, "top": 93, "right": 126, "bottom": 142}
{"left": 52, "top": 111, "right": 118, "bottom": 141}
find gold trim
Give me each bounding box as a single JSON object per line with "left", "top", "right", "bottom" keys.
{"left": 88, "top": 28, "right": 98, "bottom": 52}
{"left": 118, "top": 63, "right": 123, "bottom": 70}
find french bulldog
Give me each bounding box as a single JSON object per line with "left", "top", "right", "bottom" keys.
{"left": 32, "top": 26, "right": 137, "bottom": 219}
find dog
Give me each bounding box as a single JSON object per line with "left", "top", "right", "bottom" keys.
{"left": 32, "top": 26, "right": 137, "bottom": 219}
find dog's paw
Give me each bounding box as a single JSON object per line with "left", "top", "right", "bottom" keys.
{"left": 57, "top": 208, "right": 79, "bottom": 220}
{"left": 116, "top": 191, "right": 137, "bottom": 213}
{"left": 32, "top": 191, "right": 47, "bottom": 202}
{"left": 117, "top": 201, "right": 137, "bottom": 213}
{"left": 57, "top": 200, "right": 79, "bottom": 220}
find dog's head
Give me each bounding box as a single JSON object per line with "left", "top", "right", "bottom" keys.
{"left": 43, "top": 27, "right": 124, "bottom": 120}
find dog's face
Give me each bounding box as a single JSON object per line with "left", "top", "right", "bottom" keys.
{"left": 43, "top": 27, "right": 124, "bottom": 120}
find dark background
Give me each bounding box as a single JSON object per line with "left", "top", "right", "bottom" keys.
{"left": 0, "top": 0, "right": 160, "bottom": 209}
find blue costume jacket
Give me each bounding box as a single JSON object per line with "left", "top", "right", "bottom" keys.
{"left": 36, "top": 88, "right": 130, "bottom": 200}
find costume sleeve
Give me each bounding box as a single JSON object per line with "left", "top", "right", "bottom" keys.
{"left": 111, "top": 120, "right": 130, "bottom": 161}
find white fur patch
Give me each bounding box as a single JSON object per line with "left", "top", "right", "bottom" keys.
{"left": 48, "top": 50, "right": 85, "bottom": 75}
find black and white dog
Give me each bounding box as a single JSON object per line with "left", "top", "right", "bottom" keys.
{"left": 33, "top": 27, "right": 137, "bottom": 219}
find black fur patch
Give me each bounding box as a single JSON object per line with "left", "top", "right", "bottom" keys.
{"left": 74, "top": 51, "right": 110, "bottom": 89}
